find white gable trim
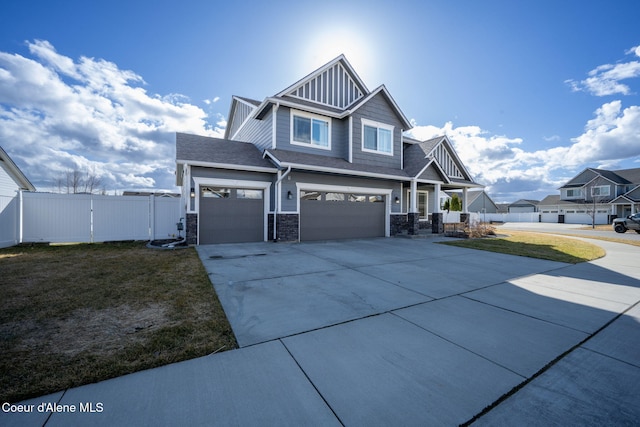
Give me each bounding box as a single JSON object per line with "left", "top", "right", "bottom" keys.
{"left": 276, "top": 55, "right": 369, "bottom": 100}
{"left": 426, "top": 136, "right": 474, "bottom": 182}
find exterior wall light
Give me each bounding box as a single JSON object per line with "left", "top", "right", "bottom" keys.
{"left": 394, "top": 196, "right": 400, "bottom": 204}
{"left": 287, "top": 190, "right": 293, "bottom": 200}
{"left": 190, "top": 188, "right": 196, "bottom": 198}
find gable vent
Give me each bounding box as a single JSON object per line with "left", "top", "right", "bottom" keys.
{"left": 288, "top": 62, "right": 364, "bottom": 109}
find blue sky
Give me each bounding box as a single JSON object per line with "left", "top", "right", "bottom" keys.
{"left": 1, "top": 0, "right": 639, "bottom": 202}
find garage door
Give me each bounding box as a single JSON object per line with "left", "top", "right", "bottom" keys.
{"left": 199, "top": 187, "right": 264, "bottom": 244}
{"left": 300, "top": 191, "right": 386, "bottom": 241}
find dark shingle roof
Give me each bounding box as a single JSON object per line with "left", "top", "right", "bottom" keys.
{"left": 614, "top": 168, "right": 640, "bottom": 184}
{"left": 402, "top": 137, "right": 442, "bottom": 177}
{"left": 539, "top": 195, "right": 561, "bottom": 205}
{"left": 265, "top": 149, "right": 410, "bottom": 179}
{"left": 176, "top": 133, "right": 276, "bottom": 170}
{"left": 593, "top": 168, "right": 632, "bottom": 184}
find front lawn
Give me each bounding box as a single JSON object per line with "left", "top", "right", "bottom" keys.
{"left": 439, "top": 231, "right": 605, "bottom": 263}
{"left": 0, "top": 242, "right": 237, "bottom": 403}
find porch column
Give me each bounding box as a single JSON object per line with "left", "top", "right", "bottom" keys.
{"left": 462, "top": 187, "right": 468, "bottom": 213}
{"left": 434, "top": 183, "right": 441, "bottom": 213}
{"left": 410, "top": 179, "right": 417, "bottom": 212}
{"left": 408, "top": 179, "right": 419, "bottom": 235}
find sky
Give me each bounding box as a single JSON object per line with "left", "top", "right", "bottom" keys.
{"left": 1, "top": 0, "right": 639, "bottom": 202}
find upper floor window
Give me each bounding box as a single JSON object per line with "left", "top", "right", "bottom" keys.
{"left": 591, "top": 185, "right": 610, "bottom": 197}
{"left": 566, "top": 188, "right": 581, "bottom": 198}
{"left": 362, "top": 118, "right": 393, "bottom": 156}
{"left": 291, "top": 110, "right": 330, "bottom": 150}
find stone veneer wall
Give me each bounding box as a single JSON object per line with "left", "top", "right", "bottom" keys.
{"left": 407, "top": 212, "right": 420, "bottom": 235}
{"left": 268, "top": 213, "right": 299, "bottom": 242}
{"left": 186, "top": 213, "right": 198, "bottom": 245}
{"left": 390, "top": 214, "right": 408, "bottom": 235}
{"left": 431, "top": 212, "right": 444, "bottom": 234}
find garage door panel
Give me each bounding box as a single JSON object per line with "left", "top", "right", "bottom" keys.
{"left": 300, "top": 196, "right": 385, "bottom": 241}
{"left": 200, "top": 190, "right": 264, "bottom": 244}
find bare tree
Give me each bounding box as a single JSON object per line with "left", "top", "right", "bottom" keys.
{"left": 582, "top": 180, "right": 609, "bottom": 229}
{"left": 54, "top": 169, "right": 104, "bottom": 194}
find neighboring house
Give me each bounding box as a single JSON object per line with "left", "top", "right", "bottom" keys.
{"left": 538, "top": 167, "right": 640, "bottom": 224}
{"left": 508, "top": 199, "right": 539, "bottom": 213}
{"left": 0, "top": 146, "right": 35, "bottom": 248}
{"left": 446, "top": 189, "right": 499, "bottom": 214}
{"left": 495, "top": 203, "right": 509, "bottom": 214}
{"left": 176, "top": 55, "right": 481, "bottom": 244}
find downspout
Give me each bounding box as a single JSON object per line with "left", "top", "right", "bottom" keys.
{"left": 273, "top": 166, "right": 292, "bottom": 241}
{"left": 271, "top": 102, "right": 279, "bottom": 150}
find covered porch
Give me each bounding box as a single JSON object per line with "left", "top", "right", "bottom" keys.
{"left": 395, "top": 179, "right": 483, "bottom": 236}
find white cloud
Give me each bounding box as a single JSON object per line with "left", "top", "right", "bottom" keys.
{"left": 566, "top": 45, "right": 640, "bottom": 96}
{"left": 203, "top": 96, "right": 220, "bottom": 105}
{"left": 0, "top": 40, "right": 225, "bottom": 192}
{"left": 408, "top": 100, "right": 640, "bottom": 201}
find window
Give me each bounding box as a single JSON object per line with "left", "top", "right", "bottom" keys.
{"left": 591, "top": 186, "right": 610, "bottom": 197}
{"left": 291, "top": 110, "right": 330, "bottom": 149}
{"left": 566, "top": 189, "right": 581, "bottom": 198}
{"left": 301, "top": 191, "right": 321, "bottom": 201}
{"left": 407, "top": 191, "right": 428, "bottom": 219}
{"left": 362, "top": 119, "right": 393, "bottom": 155}
{"left": 202, "top": 187, "right": 230, "bottom": 198}
{"left": 325, "top": 192, "right": 344, "bottom": 202}
{"left": 237, "top": 189, "right": 263, "bottom": 199}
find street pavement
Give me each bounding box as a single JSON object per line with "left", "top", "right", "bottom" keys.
{"left": 2, "top": 233, "right": 639, "bottom": 426}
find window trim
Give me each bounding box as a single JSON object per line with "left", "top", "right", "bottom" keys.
{"left": 565, "top": 188, "right": 582, "bottom": 198}
{"left": 591, "top": 185, "right": 610, "bottom": 197}
{"left": 290, "top": 109, "right": 331, "bottom": 151}
{"left": 361, "top": 118, "right": 394, "bottom": 156}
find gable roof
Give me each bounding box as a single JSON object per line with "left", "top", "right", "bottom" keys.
{"left": 560, "top": 167, "right": 640, "bottom": 189}
{"left": 611, "top": 184, "right": 640, "bottom": 204}
{"left": 403, "top": 136, "right": 478, "bottom": 185}
{"left": 176, "top": 133, "right": 277, "bottom": 179}
{"left": 612, "top": 167, "right": 640, "bottom": 184}
{"left": 403, "top": 136, "right": 442, "bottom": 177}
{"left": 251, "top": 55, "right": 412, "bottom": 130}
{"left": 224, "top": 96, "right": 261, "bottom": 139}
{"left": 0, "top": 146, "right": 35, "bottom": 191}
{"left": 276, "top": 55, "right": 369, "bottom": 109}
{"left": 509, "top": 199, "right": 540, "bottom": 207}
{"left": 539, "top": 195, "right": 561, "bottom": 205}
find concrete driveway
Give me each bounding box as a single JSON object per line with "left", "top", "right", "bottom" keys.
{"left": 194, "top": 236, "right": 640, "bottom": 425}
{"left": 5, "top": 236, "right": 640, "bottom": 426}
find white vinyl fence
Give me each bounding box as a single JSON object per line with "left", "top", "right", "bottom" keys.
{"left": 19, "top": 192, "right": 182, "bottom": 244}
{"left": 480, "top": 212, "right": 541, "bottom": 223}
{"left": 0, "top": 194, "right": 19, "bottom": 248}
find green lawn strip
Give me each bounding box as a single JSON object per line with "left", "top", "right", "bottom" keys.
{"left": 438, "top": 231, "right": 605, "bottom": 263}
{"left": 0, "top": 242, "right": 237, "bottom": 403}
{"left": 552, "top": 232, "right": 640, "bottom": 248}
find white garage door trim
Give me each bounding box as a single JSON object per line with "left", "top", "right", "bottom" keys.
{"left": 193, "top": 177, "right": 271, "bottom": 244}
{"left": 295, "top": 182, "right": 392, "bottom": 237}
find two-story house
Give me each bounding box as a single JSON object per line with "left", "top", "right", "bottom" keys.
{"left": 176, "top": 56, "right": 481, "bottom": 244}
{"left": 538, "top": 167, "right": 640, "bottom": 224}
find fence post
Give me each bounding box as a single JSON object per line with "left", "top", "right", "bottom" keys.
{"left": 90, "top": 196, "right": 94, "bottom": 243}
{"left": 149, "top": 194, "right": 155, "bottom": 241}
{"left": 18, "top": 190, "right": 23, "bottom": 245}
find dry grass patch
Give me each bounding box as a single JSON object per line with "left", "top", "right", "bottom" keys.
{"left": 0, "top": 242, "right": 237, "bottom": 403}
{"left": 439, "top": 230, "right": 605, "bottom": 263}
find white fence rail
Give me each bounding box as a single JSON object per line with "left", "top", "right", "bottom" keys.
{"left": 480, "top": 212, "right": 541, "bottom": 223}
{"left": 19, "top": 192, "right": 181, "bottom": 244}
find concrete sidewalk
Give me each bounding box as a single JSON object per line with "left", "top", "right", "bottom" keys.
{"left": 2, "top": 237, "right": 639, "bottom": 426}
